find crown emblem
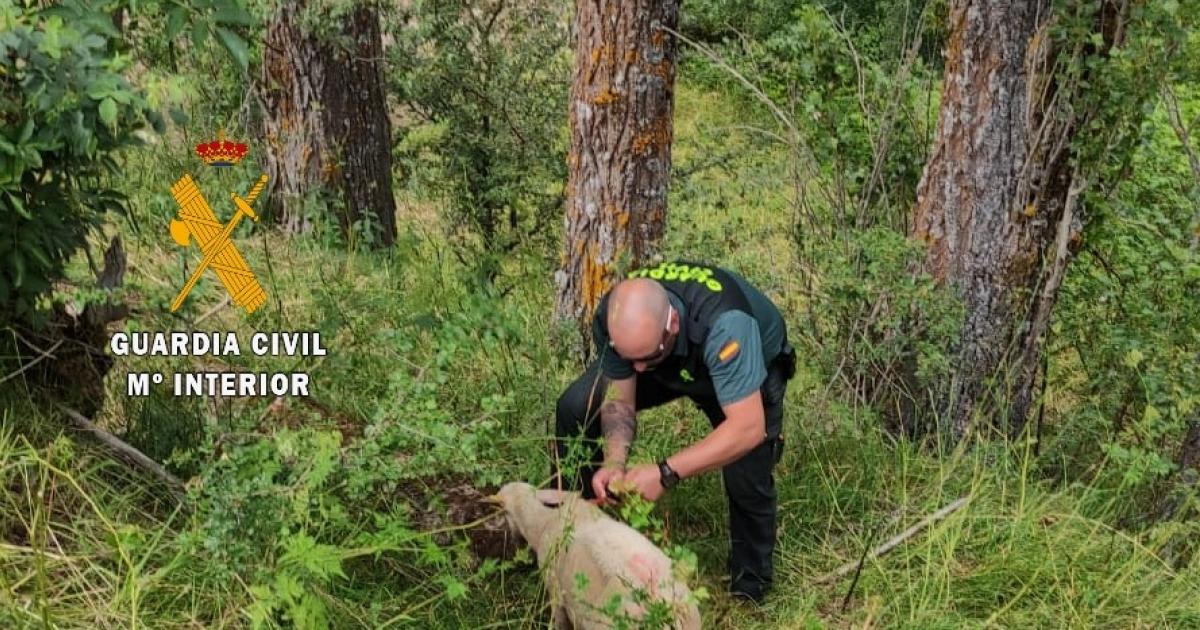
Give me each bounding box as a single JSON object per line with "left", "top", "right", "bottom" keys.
{"left": 194, "top": 129, "right": 248, "bottom": 167}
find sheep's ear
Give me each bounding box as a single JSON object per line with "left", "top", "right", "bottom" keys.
{"left": 535, "top": 489, "right": 573, "bottom": 507}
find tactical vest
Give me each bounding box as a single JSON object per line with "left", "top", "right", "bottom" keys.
{"left": 597, "top": 261, "right": 754, "bottom": 398}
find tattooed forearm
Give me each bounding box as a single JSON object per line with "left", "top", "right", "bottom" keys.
{"left": 600, "top": 400, "right": 636, "bottom": 464}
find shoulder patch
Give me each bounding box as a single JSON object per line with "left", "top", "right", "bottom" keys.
{"left": 718, "top": 340, "right": 740, "bottom": 362}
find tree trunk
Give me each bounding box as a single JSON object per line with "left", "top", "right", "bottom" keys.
{"left": 911, "top": 1, "right": 1135, "bottom": 441}
{"left": 258, "top": 1, "right": 396, "bottom": 246}
{"left": 259, "top": 1, "right": 329, "bottom": 235}
{"left": 553, "top": 0, "right": 680, "bottom": 354}
{"left": 319, "top": 3, "right": 397, "bottom": 246}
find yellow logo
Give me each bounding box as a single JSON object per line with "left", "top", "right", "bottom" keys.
{"left": 718, "top": 340, "right": 740, "bottom": 362}
{"left": 168, "top": 131, "right": 268, "bottom": 314}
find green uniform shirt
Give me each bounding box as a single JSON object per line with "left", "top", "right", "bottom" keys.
{"left": 592, "top": 269, "right": 786, "bottom": 406}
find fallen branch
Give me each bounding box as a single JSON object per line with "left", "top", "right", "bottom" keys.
{"left": 814, "top": 496, "right": 971, "bottom": 584}
{"left": 58, "top": 405, "right": 186, "bottom": 501}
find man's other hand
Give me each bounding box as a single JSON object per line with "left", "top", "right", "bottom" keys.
{"left": 622, "top": 463, "right": 666, "bottom": 502}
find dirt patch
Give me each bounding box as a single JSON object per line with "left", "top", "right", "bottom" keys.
{"left": 394, "top": 474, "right": 522, "bottom": 561}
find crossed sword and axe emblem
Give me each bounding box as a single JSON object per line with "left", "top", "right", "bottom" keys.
{"left": 168, "top": 173, "right": 269, "bottom": 314}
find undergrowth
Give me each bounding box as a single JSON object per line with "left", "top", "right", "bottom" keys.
{"left": 2, "top": 75, "right": 1199, "bottom": 630}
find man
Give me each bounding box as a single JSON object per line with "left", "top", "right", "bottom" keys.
{"left": 553, "top": 261, "right": 795, "bottom": 603}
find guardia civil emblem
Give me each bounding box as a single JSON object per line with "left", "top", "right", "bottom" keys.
{"left": 168, "top": 130, "right": 268, "bottom": 314}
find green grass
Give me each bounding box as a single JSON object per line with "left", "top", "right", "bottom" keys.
{"left": 1, "top": 81, "right": 1199, "bottom": 629}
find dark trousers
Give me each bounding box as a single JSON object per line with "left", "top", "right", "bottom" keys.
{"left": 551, "top": 354, "right": 790, "bottom": 597}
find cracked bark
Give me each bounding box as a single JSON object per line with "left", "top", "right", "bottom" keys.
{"left": 258, "top": 1, "right": 396, "bottom": 246}
{"left": 553, "top": 0, "right": 680, "bottom": 355}
{"left": 912, "top": 1, "right": 1129, "bottom": 441}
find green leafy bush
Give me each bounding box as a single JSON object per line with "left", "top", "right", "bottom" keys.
{"left": 803, "top": 226, "right": 963, "bottom": 437}
{"left": 387, "top": 0, "right": 569, "bottom": 278}
{"left": 0, "top": 1, "right": 152, "bottom": 322}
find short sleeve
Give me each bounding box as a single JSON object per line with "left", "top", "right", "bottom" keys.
{"left": 592, "top": 310, "right": 634, "bottom": 379}
{"left": 704, "top": 311, "right": 766, "bottom": 406}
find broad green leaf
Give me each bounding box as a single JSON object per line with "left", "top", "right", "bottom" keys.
{"left": 99, "top": 97, "right": 117, "bottom": 126}
{"left": 169, "top": 107, "right": 189, "bottom": 126}
{"left": 191, "top": 19, "right": 209, "bottom": 48}
{"left": 213, "top": 1, "right": 257, "bottom": 27}
{"left": 148, "top": 109, "right": 166, "bottom": 134}
{"left": 214, "top": 26, "right": 249, "bottom": 73}
{"left": 7, "top": 192, "right": 30, "bottom": 219}
{"left": 166, "top": 7, "right": 186, "bottom": 41}
{"left": 17, "top": 118, "right": 33, "bottom": 143}
{"left": 20, "top": 240, "right": 50, "bottom": 270}
{"left": 10, "top": 251, "right": 24, "bottom": 288}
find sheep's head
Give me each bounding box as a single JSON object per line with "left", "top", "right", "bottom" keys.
{"left": 490, "top": 481, "right": 537, "bottom": 541}
{"left": 489, "top": 483, "right": 580, "bottom": 542}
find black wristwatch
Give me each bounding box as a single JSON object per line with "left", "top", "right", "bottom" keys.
{"left": 658, "top": 459, "right": 681, "bottom": 489}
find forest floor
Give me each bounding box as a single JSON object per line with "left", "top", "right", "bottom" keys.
{"left": 1, "top": 83, "right": 1198, "bottom": 629}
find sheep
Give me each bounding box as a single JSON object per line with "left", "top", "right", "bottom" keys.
{"left": 491, "top": 482, "right": 702, "bottom": 630}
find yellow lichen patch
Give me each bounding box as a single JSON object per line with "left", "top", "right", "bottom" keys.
{"left": 593, "top": 87, "right": 620, "bottom": 106}
{"left": 582, "top": 249, "right": 613, "bottom": 312}
{"left": 632, "top": 132, "right": 653, "bottom": 154}
{"left": 604, "top": 204, "right": 630, "bottom": 228}
{"left": 632, "top": 115, "right": 672, "bottom": 155}
{"left": 632, "top": 126, "right": 670, "bottom": 155}
{"left": 647, "top": 59, "right": 673, "bottom": 79}
{"left": 591, "top": 45, "right": 615, "bottom": 68}
{"left": 1023, "top": 203, "right": 1036, "bottom": 217}
{"left": 1006, "top": 250, "right": 1042, "bottom": 286}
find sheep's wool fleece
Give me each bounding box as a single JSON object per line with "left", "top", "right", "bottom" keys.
{"left": 496, "top": 482, "right": 701, "bottom": 630}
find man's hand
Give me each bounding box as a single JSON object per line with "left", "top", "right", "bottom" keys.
{"left": 592, "top": 464, "right": 626, "bottom": 504}
{"left": 621, "top": 463, "right": 666, "bottom": 502}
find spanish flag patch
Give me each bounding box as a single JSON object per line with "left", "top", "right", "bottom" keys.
{"left": 718, "top": 340, "right": 740, "bottom": 362}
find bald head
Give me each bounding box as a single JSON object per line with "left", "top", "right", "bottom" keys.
{"left": 607, "top": 278, "right": 673, "bottom": 360}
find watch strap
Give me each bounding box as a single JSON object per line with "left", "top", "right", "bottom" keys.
{"left": 658, "top": 459, "right": 680, "bottom": 489}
